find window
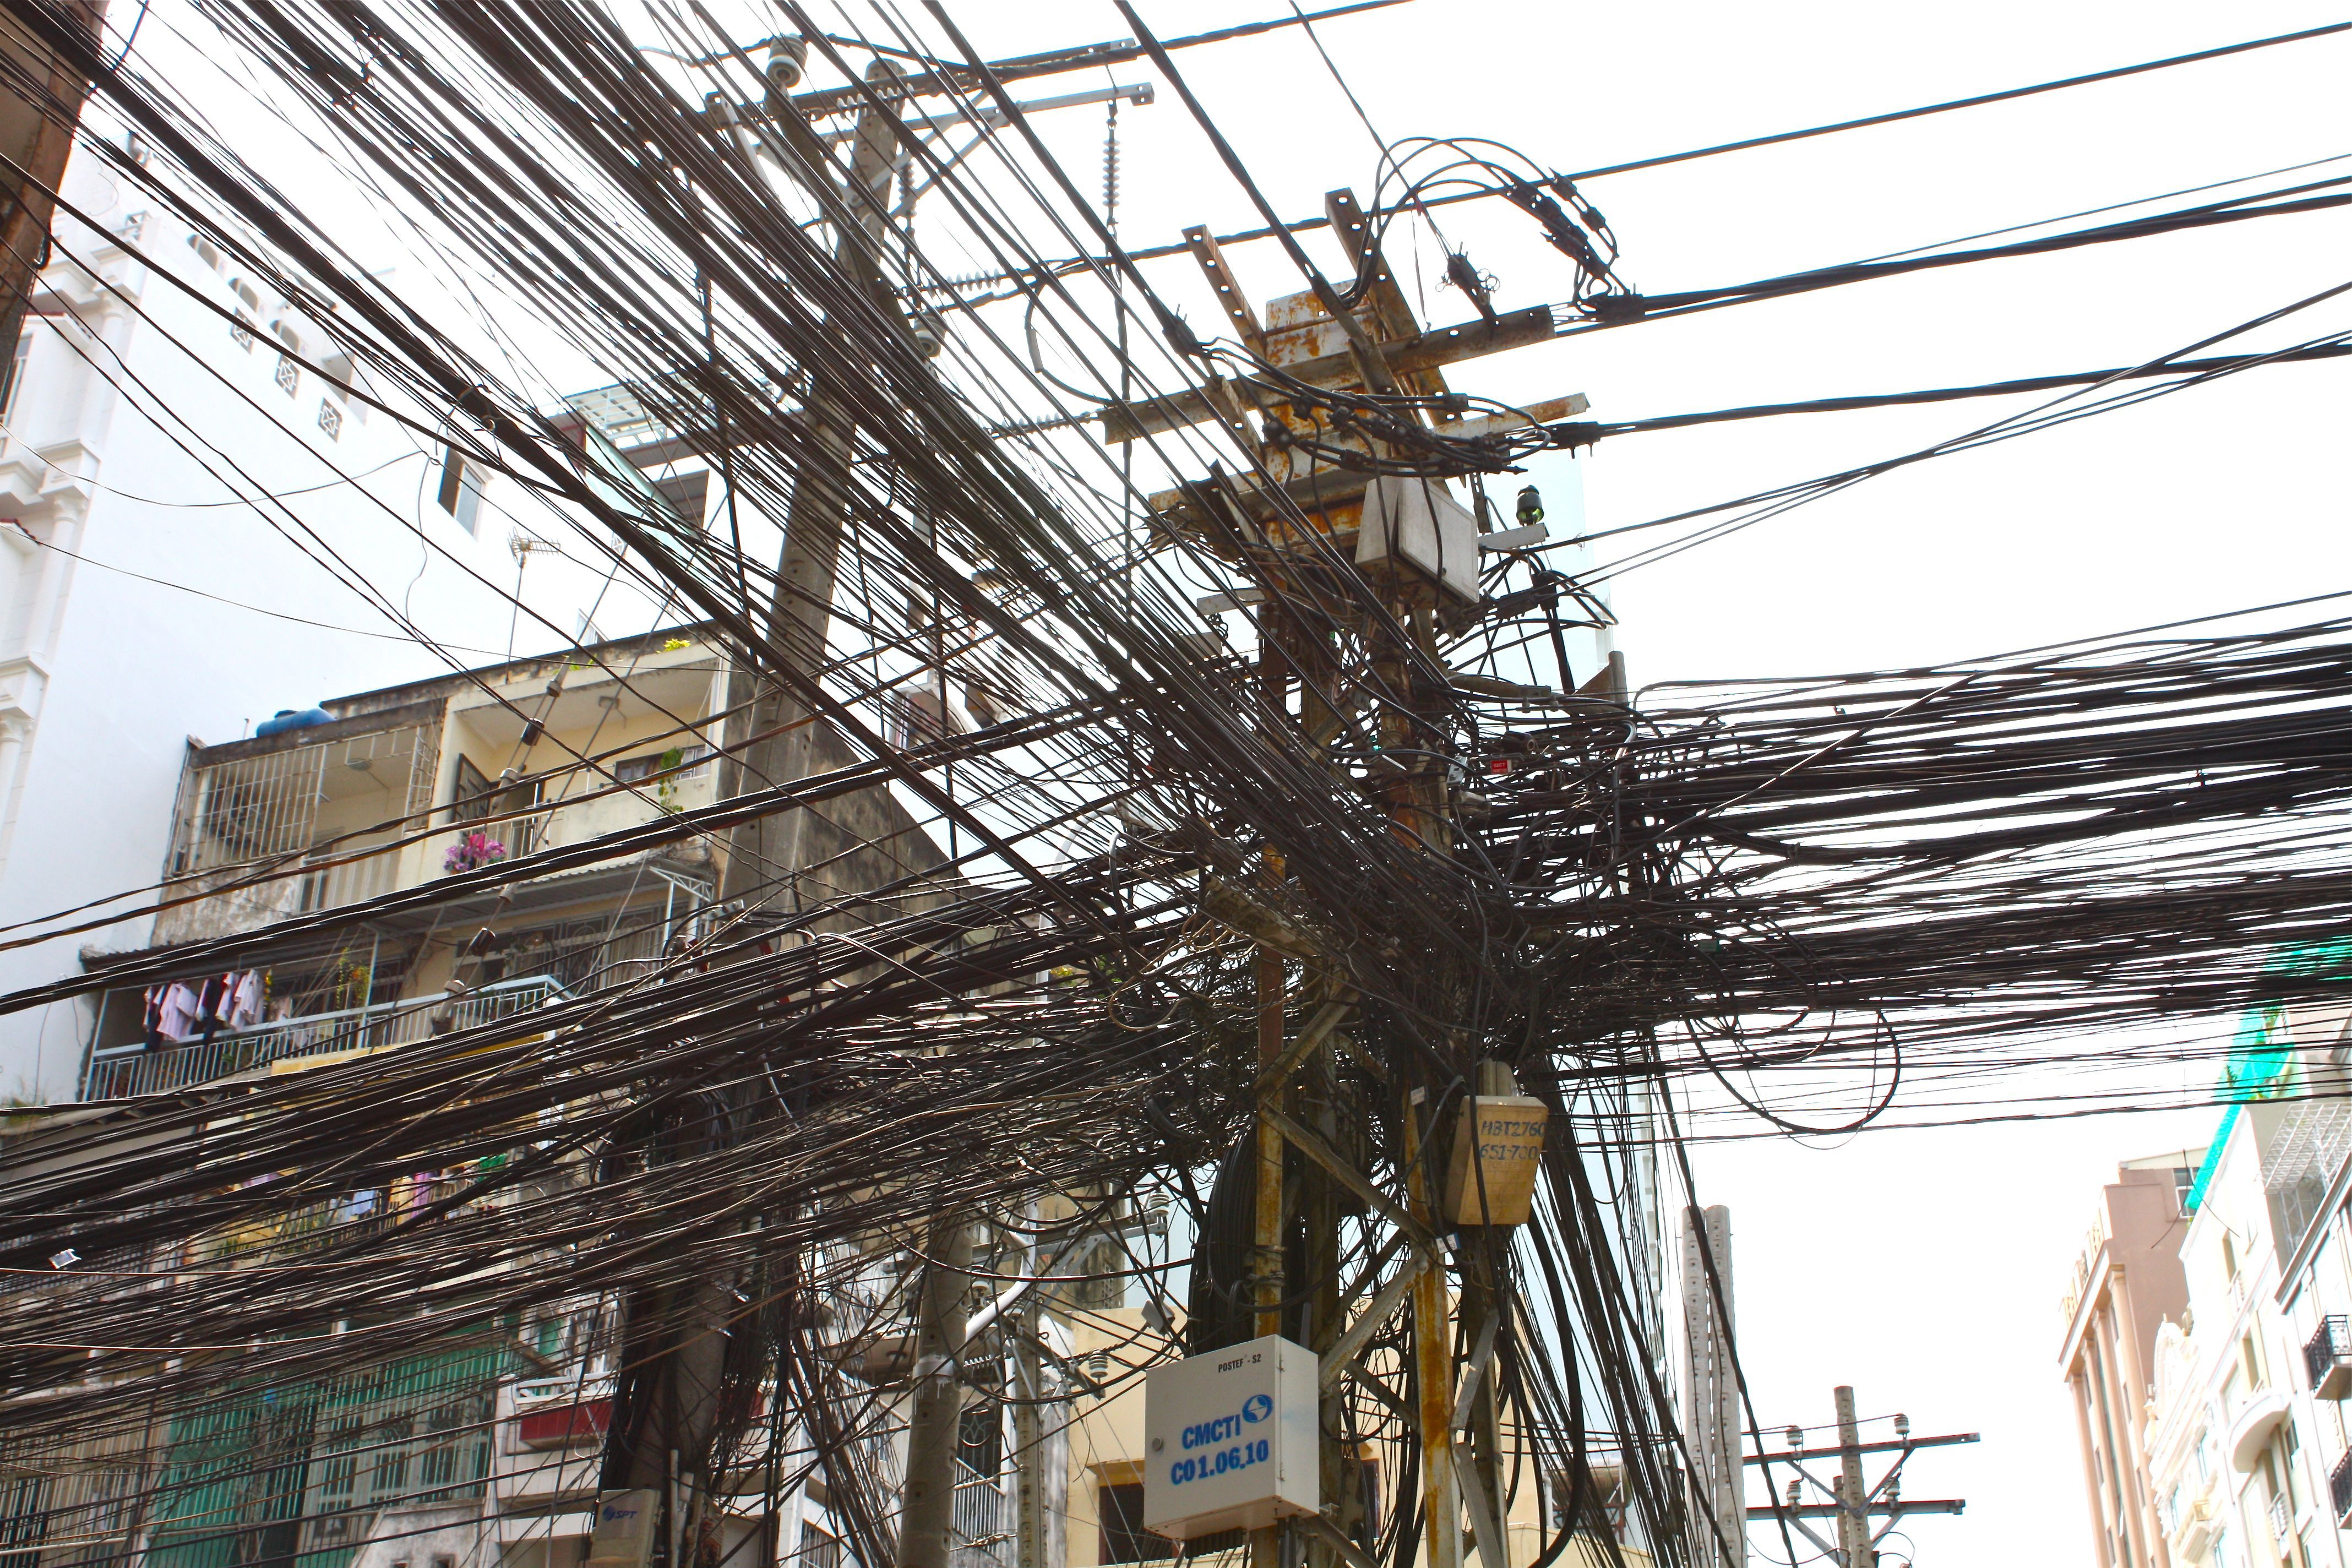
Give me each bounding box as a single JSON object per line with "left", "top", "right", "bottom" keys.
{"left": 450, "top": 756, "right": 493, "bottom": 824}
{"left": 437, "top": 445, "right": 483, "bottom": 535}
{"left": 1097, "top": 1483, "right": 1174, "bottom": 1565}
{"left": 2, "top": 328, "right": 29, "bottom": 427}
{"left": 798, "top": 1527, "right": 842, "bottom": 1568}
{"left": 653, "top": 469, "right": 709, "bottom": 526}
{"left": 958, "top": 1404, "right": 1001, "bottom": 1479}
{"left": 614, "top": 745, "right": 709, "bottom": 785}
{"left": 2225, "top": 1234, "right": 2240, "bottom": 1281}
{"left": 274, "top": 353, "right": 300, "bottom": 396}
{"left": 318, "top": 1418, "right": 361, "bottom": 1500}
{"left": 231, "top": 311, "right": 254, "bottom": 351}
{"left": 318, "top": 400, "right": 342, "bottom": 441}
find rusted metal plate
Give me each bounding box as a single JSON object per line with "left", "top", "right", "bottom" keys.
{"left": 1100, "top": 306, "right": 1555, "bottom": 442}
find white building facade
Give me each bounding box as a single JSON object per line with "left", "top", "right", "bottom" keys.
{"left": 2146, "top": 1002, "right": 2352, "bottom": 1568}
{"left": 0, "top": 128, "right": 671, "bottom": 1102}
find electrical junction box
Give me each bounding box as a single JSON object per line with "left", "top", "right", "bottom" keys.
{"left": 585, "top": 1488, "right": 659, "bottom": 1568}
{"left": 1358, "top": 475, "right": 1480, "bottom": 606}
{"left": 1142, "top": 1334, "right": 1318, "bottom": 1539}
{"left": 1442, "top": 1095, "right": 1550, "bottom": 1227}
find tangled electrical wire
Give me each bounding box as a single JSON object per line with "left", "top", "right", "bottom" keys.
{"left": 0, "top": 4, "right": 2348, "bottom": 1568}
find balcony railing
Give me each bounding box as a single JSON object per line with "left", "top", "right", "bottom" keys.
{"left": 951, "top": 1459, "right": 1010, "bottom": 1568}
{"left": 81, "top": 976, "right": 568, "bottom": 1100}
{"left": 2332, "top": 1449, "right": 2352, "bottom": 1527}
{"left": 2310, "top": 1316, "right": 2352, "bottom": 1400}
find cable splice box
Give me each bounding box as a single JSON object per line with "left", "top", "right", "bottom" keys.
{"left": 1142, "top": 1334, "right": 1319, "bottom": 1539}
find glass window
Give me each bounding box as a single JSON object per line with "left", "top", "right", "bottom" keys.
{"left": 614, "top": 745, "right": 710, "bottom": 784}
{"left": 437, "top": 446, "right": 483, "bottom": 535}
{"left": 1, "top": 327, "right": 29, "bottom": 426}
{"left": 450, "top": 756, "right": 493, "bottom": 823}
{"left": 1097, "top": 1483, "right": 1174, "bottom": 1565}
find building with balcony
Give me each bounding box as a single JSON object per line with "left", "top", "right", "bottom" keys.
{"left": 2061, "top": 1151, "right": 2199, "bottom": 1568}
{"left": 71, "top": 627, "right": 727, "bottom": 1098}
{"left": 64, "top": 612, "right": 971, "bottom": 1103}
{"left": 0, "top": 129, "right": 671, "bottom": 1105}
{"left": 2136, "top": 993, "right": 2352, "bottom": 1568}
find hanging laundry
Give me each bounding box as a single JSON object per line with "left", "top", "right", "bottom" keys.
{"left": 228, "top": 970, "right": 263, "bottom": 1030}
{"left": 194, "top": 975, "right": 235, "bottom": 1045}
{"left": 157, "top": 982, "right": 200, "bottom": 1044}
{"left": 141, "top": 985, "right": 168, "bottom": 1051}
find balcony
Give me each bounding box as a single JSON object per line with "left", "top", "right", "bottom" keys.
{"left": 2309, "top": 1316, "right": 2352, "bottom": 1398}
{"left": 2229, "top": 1386, "right": 2291, "bottom": 1473}
{"left": 951, "top": 1458, "right": 1011, "bottom": 1568}
{"left": 155, "top": 710, "right": 442, "bottom": 945}
{"left": 152, "top": 641, "right": 727, "bottom": 946}
{"left": 2169, "top": 1488, "right": 2216, "bottom": 1562}
{"left": 81, "top": 975, "right": 567, "bottom": 1099}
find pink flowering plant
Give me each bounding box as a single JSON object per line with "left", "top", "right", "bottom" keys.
{"left": 444, "top": 831, "right": 508, "bottom": 873}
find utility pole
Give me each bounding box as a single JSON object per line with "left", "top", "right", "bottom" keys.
{"left": 716, "top": 50, "right": 905, "bottom": 916}
{"left": 1746, "top": 1389, "right": 1975, "bottom": 1567}
{"left": 630, "top": 43, "right": 1162, "bottom": 1568}
{"left": 900, "top": 1216, "right": 976, "bottom": 1568}
{"left": 1124, "top": 160, "right": 1591, "bottom": 1568}
{"left": 1681, "top": 1206, "right": 1742, "bottom": 1568}
{"left": 596, "top": 48, "right": 913, "bottom": 1568}
{"left": 1832, "top": 1388, "right": 1869, "bottom": 1568}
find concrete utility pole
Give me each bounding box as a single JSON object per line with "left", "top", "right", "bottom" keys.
{"left": 1681, "top": 1206, "right": 1743, "bottom": 1568}
{"left": 899, "top": 1217, "right": 976, "bottom": 1568}
{"left": 1832, "top": 1388, "right": 1869, "bottom": 1568}
{"left": 1745, "top": 1388, "right": 1974, "bottom": 1566}
{"left": 596, "top": 52, "right": 912, "bottom": 1565}
{"left": 717, "top": 53, "right": 905, "bottom": 913}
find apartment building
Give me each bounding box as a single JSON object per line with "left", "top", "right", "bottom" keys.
{"left": 2128, "top": 996, "right": 2352, "bottom": 1568}
{"left": 2061, "top": 1152, "right": 2198, "bottom": 1568}
{"left": 0, "top": 128, "right": 669, "bottom": 1103}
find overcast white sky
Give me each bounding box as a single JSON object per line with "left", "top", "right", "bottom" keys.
{"left": 124, "top": 0, "right": 2352, "bottom": 1560}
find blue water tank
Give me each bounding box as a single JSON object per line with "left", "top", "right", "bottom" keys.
{"left": 255, "top": 706, "right": 334, "bottom": 737}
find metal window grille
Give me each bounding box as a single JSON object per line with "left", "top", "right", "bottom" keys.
{"left": 167, "top": 726, "right": 439, "bottom": 881}
{"left": 0, "top": 1423, "right": 149, "bottom": 1567}
{"left": 231, "top": 312, "right": 254, "bottom": 351}
{"left": 171, "top": 744, "right": 329, "bottom": 875}
{"left": 318, "top": 400, "right": 342, "bottom": 440}
{"left": 950, "top": 1457, "right": 1009, "bottom": 1568}
{"left": 799, "top": 1527, "right": 843, "bottom": 1568}
{"left": 274, "top": 354, "right": 300, "bottom": 395}
{"left": 2306, "top": 1316, "right": 2348, "bottom": 1390}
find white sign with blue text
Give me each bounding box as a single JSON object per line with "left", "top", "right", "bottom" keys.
{"left": 1142, "top": 1333, "right": 1318, "bottom": 1539}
